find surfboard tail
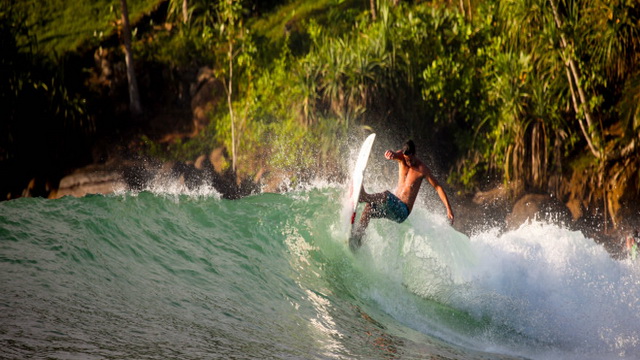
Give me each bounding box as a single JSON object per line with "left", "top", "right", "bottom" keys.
{"left": 347, "top": 133, "right": 375, "bottom": 244}
{"left": 349, "top": 226, "right": 364, "bottom": 251}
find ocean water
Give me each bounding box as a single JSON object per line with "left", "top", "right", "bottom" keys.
{"left": 1, "top": 181, "right": 639, "bottom": 359}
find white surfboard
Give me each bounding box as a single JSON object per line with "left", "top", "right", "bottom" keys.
{"left": 347, "top": 133, "right": 375, "bottom": 245}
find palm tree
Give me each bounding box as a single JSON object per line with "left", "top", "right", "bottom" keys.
{"left": 491, "top": 0, "right": 640, "bottom": 228}
{"left": 469, "top": 0, "right": 574, "bottom": 195}
{"left": 574, "top": 0, "right": 640, "bottom": 227}
{"left": 548, "top": 0, "right": 602, "bottom": 159}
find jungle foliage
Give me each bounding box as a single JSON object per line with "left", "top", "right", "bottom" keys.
{"left": 2, "top": 0, "right": 639, "bottom": 225}
{"left": 1, "top": 1, "right": 95, "bottom": 191}
{"left": 166, "top": 0, "right": 639, "bottom": 226}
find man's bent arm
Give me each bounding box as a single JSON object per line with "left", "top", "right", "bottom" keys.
{"left": 436, "top": 184, "right": 454, "bottom": 225}
{"left": 426, "top": 173, "right": 455, "bottom": 225}
{"left": 384, "top": 150, "right": 403, "bottom": 161}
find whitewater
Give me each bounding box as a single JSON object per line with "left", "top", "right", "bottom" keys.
{"left": 1, "top": 175, "right": 639, "bottom": 359}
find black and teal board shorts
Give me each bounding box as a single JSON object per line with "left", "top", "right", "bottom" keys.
{"left": 370, "top": 191, "right": 409, "bottom": 223}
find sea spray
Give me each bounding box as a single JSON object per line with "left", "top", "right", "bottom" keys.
{"left": 463, "top": 222, "right": 640, "bottom": 358}
{"left": 349, "top": 201, "right": 640, "bottom": 359}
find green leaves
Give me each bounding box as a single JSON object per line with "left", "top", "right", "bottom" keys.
{"left": 144, "top": 0, "right": 639, "bottom": 200}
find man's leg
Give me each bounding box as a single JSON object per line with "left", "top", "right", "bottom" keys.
{"left": 349, "top": 203, "right": 370, "bottom": 251}
{"left": 349, "top": 203, "right": 370, "bottom": 247}
{"left": 357, "top": 188, "right": 387, "bottom": 232}
{"left": 350, "top": 189, "right": 389, "bottom": 250}
{"left": 359, "top": 187, "right": 388, "bottom": 204}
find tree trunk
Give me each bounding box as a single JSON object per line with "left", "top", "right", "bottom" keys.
{"left": 120, "top": 0, "right": 142, "bottom": 116}
{"left": 549, "top": 0, "right": 601, "bottom": 159}
{"left": 227, "top": 40, "right": 236, "bottom": 173}
{"left": 182, "top": 0, "right": 188, "bottom": 23}
{"left": 370, "top": 0, "right": 376, "bottom": 21}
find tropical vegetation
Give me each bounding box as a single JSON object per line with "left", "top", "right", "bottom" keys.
{"left": 1, "top": 0, "right": 639, "bottom": 230}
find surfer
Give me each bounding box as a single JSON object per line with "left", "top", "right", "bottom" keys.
{"left": 351, "top": 140, "right": 454, "bottom": 247}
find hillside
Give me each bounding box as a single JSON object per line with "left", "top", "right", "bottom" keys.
{"left": 2, "top": 0, "right": 639, "bottom": 244}
{"left": 14, "top": 0, "right": 165, "bottom": 55}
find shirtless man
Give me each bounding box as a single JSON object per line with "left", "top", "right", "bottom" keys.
{"left": 350, "top": 140, "right": 454, "bottom": 249}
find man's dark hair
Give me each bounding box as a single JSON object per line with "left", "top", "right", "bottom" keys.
{"left": 402, "top": 140, "right": 416, "bottom": 156}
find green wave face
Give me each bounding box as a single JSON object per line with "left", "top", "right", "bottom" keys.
{"left": 1, "top": 188, "right": 638, "bottom": 360}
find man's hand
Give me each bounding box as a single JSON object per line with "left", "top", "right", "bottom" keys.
{"left": 447, "top": 211, "right": 455, "bottom": 226}
{"left": 384, "top": 150, "right": 398, "bottom": 160}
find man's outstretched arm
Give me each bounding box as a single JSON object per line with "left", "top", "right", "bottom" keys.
{"left": 425, "top": 171, "right": 454, "bottom": 225}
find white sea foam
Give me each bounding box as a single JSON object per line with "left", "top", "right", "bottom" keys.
{"left": 354, "top": 204, "right": 640, "bottom": 360}
{"left": 460, "top": 221, "right": 640, "bottom": 359}
{"left": 116, "top": 171, "right": 223, "bottom": 199}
